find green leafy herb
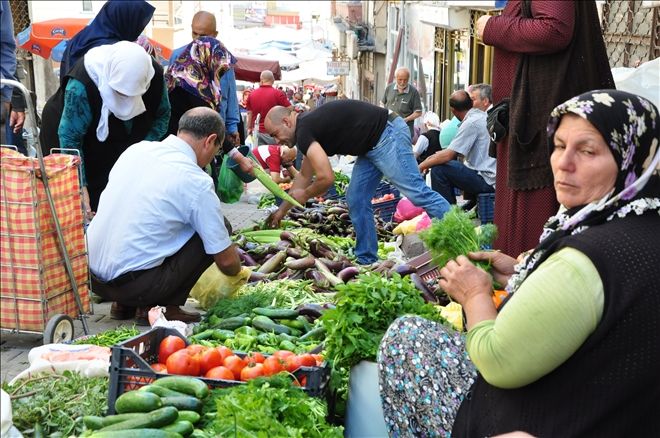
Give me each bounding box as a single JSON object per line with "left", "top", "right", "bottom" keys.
{"left": 2, "top": 371, "right": 108, "bottom": 436}
{"left": 420, "top": 205, "right": 498, "bottom": 271}
{"left": 321, "top": 273, "right": 447, "bottom": 414}
{"left": 203, "top": 375, "right": 343, "bottom": 437}
{"left": 333, "top": 171, "right": 350, "bottom": 196}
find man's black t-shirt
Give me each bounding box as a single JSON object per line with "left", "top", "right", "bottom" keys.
{"left": 295, "top": 100, "right": 388, "bottom": 156}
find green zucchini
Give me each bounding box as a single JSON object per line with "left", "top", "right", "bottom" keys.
{"left": 160, "top": 395, "right": 202, "bottom": 412}
{"left": 98, "top": 406, "right": 178, "bottom": 431}
{"left": 177, "top": 410, "right": 201, "bottom": 424}
{"left": 251, "top": 315, "right": 291, "bottom": 335}
{"left": 252, "top": 307, "right": 299, "bottom": 319}
{"left": 89, "top": 429, "right": 182, "bottom": 438}
{"left": 114, "top": 390, "right": 162, "bottom": 414}
{"left": 299, "top": 326, "right": 326, "bottom": 341}
{"left": 214, "top": 316, "right": 251, "bottom": 330}
{"left": 277, "top": 319, "right": 306, "bottom": 331}
{"left": 189, "top": 329, "right": 215, "bottom": 341}
{"left": 140, "top": 385, "right": 190, "bottom": 398}
{"left": 153, "top": 376, "right": 209, "bottom": 399}
{"left": 161, "top": 420, "right": 194, "bottom": 436}
{"left": 83, "top": 413, "right": 144, "bottom": 430}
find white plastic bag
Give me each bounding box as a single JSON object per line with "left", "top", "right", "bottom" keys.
{"left": 9, "top": 344, "right": 110, "bottom": 385}
{"left": 1, "top": 389, "right": 24, "bottom": 438}
{"left": 611, "top": 58, "right": 659, "bottom": 108}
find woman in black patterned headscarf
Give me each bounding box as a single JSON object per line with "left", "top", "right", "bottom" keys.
{"left": 377, "top": 90, "right": 659, "bottom": 437}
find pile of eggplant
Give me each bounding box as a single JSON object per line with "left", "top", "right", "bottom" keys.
{"left": 236, "top": 230, "right": 360, "bottom": 292}
{"left": 286, "top": 198, "right": 395, "bottom": 240}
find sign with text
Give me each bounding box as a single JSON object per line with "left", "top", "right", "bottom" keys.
{"left": 327, "top": 60, "right": 350, "bottom": 76}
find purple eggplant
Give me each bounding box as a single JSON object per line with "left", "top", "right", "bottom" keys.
{"left": 257, "top": 250, "right": 288, "bottom": 274}
{"left": 296, "top": 303, "right": 324, "bottom": 319}
{"left": 410, "top": 273, "right": 438, "bottom": 303}
{"left": 280, "top": 231, "right": 296, "bottom": 243}
{"left": 314, "top": 259, "right": 343, "bottom": 286}
{"left": 275, "top": 240, "right": 292, "bottom": 251}
{"left": 248, "top": 271, "right": 269, "bottom": 282}
{"left": 337, "top": 266, "right": 360, "bottom": 282}
{"left": 392, "top": 263, "right": 417, "bottom": 277}
{"left": 319, "top": 258, "right": 344, "bottom": 273}
{"left": 284, "top": 255, "right": 317, "bottom": 270}
{"left": 237, "top": 248, "right": 258, "bottom": 266}
{"left": 309, "top": 269, "right": 330, "bottom": 289}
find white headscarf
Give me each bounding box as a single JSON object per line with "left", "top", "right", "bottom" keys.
{"left": 84, "top": 41, "right": 155, "bottom": 141}
{"left": 423, "top": 111, "right": 441, "bottom": 130}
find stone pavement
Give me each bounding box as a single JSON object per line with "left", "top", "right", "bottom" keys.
{"left": 0, "top": 181, "right": 270, "bottom": 383}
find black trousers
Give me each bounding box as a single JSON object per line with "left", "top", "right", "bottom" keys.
{"left": 91, "top": 234, "right": 213, "bottom": 307}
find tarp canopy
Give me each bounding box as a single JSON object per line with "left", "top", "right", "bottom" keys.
{"left": 233, "top": 55, "right": 281, "bottom": 83}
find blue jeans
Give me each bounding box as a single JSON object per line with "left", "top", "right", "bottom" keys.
{"left": 346, "top": 117, "right": 451, "bottom": 264}
{"left": 430, "top": 161, "right": 494, "bottom": 204}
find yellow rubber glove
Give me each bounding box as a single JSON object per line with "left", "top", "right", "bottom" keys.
{"left": 190, "top": 265, "right": 252, "bottom": 310}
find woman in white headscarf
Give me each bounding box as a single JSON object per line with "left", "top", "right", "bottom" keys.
{"left": 412, "top": 111, "right": 442, "bottom": 163}
{"left": 40, "top": 40, "right": 170, "bottom": 215}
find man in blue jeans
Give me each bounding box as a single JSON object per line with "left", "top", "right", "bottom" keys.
{"left": 263, "top": 100, "right": 451, "bottom": 264}
{"left": 418, "top": 90, "right": 496, "bottom": 206}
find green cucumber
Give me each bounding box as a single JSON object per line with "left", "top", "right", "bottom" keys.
{"left": 115, "top": 390, "right": 162, "bottom": 414}
{"left": 252, "top": 307, "right": 299, "bottom": 319}
{"left": 189, "top": 329, "right": 215, "bottom": 341}
{"left": 88, "top": 429, "right": 182, "bottom": 438}
{"left": 214, "top": 316, "right": 251, "bottom": 330}
{"left": 83, "top": 413, "right": 144, "bottom": 430}
{"left": 160, "top": 395, "right": 202, "bottom": 412}
{"left": 153, "top": 376, "right": 209, "bottom": 399}
{"left": 177, "top": 410, "right": 201, "bottom": 424}
{"left": 299, "top": 326, "right": 326, "bottom": 341}
{"left": 161, "top": 420, "right": 194, "bottom": 436}
{"left": 279, "top": 340, "right": 297, "bottom": 351}
{"left": 211, "top": 329, "right": 235, "bottom": 341}
{"left": 251, "top": 315, "right": 291, "bottom": 335}
{"left": 98, "top": 406, "right": 178, "bottom": 431}
{"left": 140, "top": 385, "right": 190, "bottom": 398}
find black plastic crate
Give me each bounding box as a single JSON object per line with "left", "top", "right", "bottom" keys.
{"left": 107, "top": 327, "right": 330, "bottom": 414}
{"left": 374, "top": 181, "right": 400, "bottom": 199}
{"left": 478, "top": 193, "right": 495, "bottom": 223}
{"left": 372, "top": 197, "right": 401, "bottom": 222}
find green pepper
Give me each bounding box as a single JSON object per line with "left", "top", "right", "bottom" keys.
{"left": 208, "top": 315, "right": 221, "bottom": 326}
{"left": 235, "top": 326, "right": 259, "bottom": 337}
{"left": 279, "top": 340, "right": 296, "bottom": 351}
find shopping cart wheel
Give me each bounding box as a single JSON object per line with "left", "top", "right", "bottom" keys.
{"left": 43, "top": 314, "right": 74, "bottom": 344}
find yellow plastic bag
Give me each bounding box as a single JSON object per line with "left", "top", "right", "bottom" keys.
{"left": 190, "top": 265, "right": 251, "bottom": 310}
{"left": 439, "top": 302, "right": 464, "bottom": 331}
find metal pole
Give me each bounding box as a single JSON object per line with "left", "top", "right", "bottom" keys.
{"left": 1, "top": 78, "right": 90, "bottom": 335}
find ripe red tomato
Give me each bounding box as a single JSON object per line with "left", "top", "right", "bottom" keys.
{"left": 216, "top": 346, "right": 233, "bottom": 363}
{"left": 185, "top": 344, "right": 208, "bottom": 356}
{"left": 298, "top": 353, "right": 317, "bottom": 368}
{"left": 158, "top": 336, "right": 186, "bottom": 364}
{"left": 246, "top": 352, "right": 265, "bottom": 365}
{"left": 151, "top": 363, "right": 168, "bottom": 373}
{"left": 205, "top": 365, "right": 235, "bottom": 381}
{"left": 284, "top": 355, "right": 303, "bottom": 373}
{"left": 223, "top": 355, "right": 246, "bottom": 380}
{"left": 262, "top": 356, "right": 285, "bottom": 376}
{"left": 240, "top": 363, "right": 264, "bottom": 381}
{"left": 272, "top": 350, "right": 295, "bottom": 360}
{"left": 166, "top": 350, "right": 201, "bottom": 376}
{"left": 199, "top": 348, "right": 224, "bottom": 375}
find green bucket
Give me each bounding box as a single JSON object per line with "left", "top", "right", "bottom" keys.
{"left": 227, "top": 145, "right": 256, "bottom": 183}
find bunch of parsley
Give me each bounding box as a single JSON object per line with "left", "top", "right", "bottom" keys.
{"left": 321, "top": 273, "right": 447, "bottom": 415}
{"left": 205, "top": 375, "right": 343, "bottom": 437}
{"left": 420, "top": 205, "right": 498, "bottom": 271}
